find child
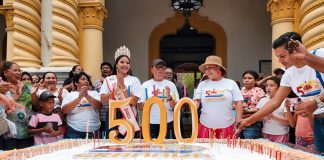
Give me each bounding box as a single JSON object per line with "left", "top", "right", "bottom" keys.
{"left": 285, "top": 96, "right": 315, "bottom": 149}
{"left": 28, "top": 91, "right": 63, "bottom": 145}
{"left": 256, "top": 76, "right": 290, "bottom": 143}
{"left": 240, "top": 70, "right": 265, "bottom": 139}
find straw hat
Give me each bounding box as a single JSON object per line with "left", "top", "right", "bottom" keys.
{"left": 199, "top": 55, "right": 226, "bottom": 73}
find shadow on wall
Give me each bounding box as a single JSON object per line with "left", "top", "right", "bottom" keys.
{"left": 0, "top": 14, "right": 6, "bottom": 61}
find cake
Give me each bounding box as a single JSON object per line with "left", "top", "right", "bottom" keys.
{"left": 1, "top": 98, "right": 323, "bottom": 160}
{"left": 1, "top": 138, "right": 323, "bottom": 160}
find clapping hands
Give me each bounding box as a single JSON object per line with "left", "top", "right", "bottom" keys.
{"left": 31, "top": 79, "right": 43, "bottom": 95}
{"left": 78, "top": 85, "right": 88, "bottom": 99}
{"left": 43, "top": 125, "right": 54, "bottom": 134}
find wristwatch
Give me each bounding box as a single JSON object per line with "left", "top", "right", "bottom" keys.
{"left": 315, "top": 95, "right": 324, "bottom": 108}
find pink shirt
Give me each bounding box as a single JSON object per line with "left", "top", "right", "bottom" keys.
{"left": 241, "top": 87, "right": 265, "bottom": 109}
{"left": 28, "top": 113, "right": 62, "bottom": 145}
{"left": 295, "top": 116, "right": 313, "bottom": 137}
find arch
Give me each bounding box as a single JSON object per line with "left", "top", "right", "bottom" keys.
{"left": 148, "top": 11, "right": 227, "bottom": 75}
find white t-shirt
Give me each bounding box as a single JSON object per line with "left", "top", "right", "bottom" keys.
{"left": 61, "top": 91, "right": 101, "bottom": 132}
{"left": 99, "top": 75, "right": 141, "bottom": 98}
{"left": 195, "top": 78, "right": 243, "bottom": 128}
{"left": 37, "top": 88, "right": 69, "bottom": 109}
{"left": 99, "top": 75, "right": 141, "bottom": 119}
{"left": 257, "top": 96, "right": 289, "bottom": 135}
{"left": 139, "top": 79, "right": 179, "bottom": 124}
{"left": 281, "top": 48, "right": 324, "bottom": 115}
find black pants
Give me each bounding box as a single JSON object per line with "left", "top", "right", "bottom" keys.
{"left": 0, "top": 137, "right": 33, "bottom": 150}
{"left": 150, "top": 121, "right": 174, "bottom": 139}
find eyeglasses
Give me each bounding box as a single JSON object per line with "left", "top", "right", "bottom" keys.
{"left": 155, "top": 65, "right": 166, "bottom": 70}
{"left": 7, "top": 69, "right": 21, "bottom": 73}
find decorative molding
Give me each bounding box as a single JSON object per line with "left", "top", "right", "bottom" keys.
{"left": 3, "top": 9, "right": 14, "bottom": 29}
{"left": 77, "top": 2, "right": 107, "bottom": 67}
{"left": 267, "top": 0, "right": 302, "bottom": 22}
{"left": 0, "top": 4, "right": 14, "bottom": 30}
{"left": 270, "top": 18, "right": 294, "bottom": 26}
{"left": 148, "top": 11, "right": 227, "bottom": 76}
{"left": 79, "top": 4, "right": 107, "bottom": 28}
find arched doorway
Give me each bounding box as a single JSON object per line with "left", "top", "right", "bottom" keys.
{"left": 149, "top": 10, "right": 226, "bottom": 96}
{"left": 160, "top": 22, "right": 215, "bottom": 69}
{"left": 160, "top": 19, "right": 215, "bottom": 97}
{"left": 149, "top": 11, "right": 227, "bottom": 77}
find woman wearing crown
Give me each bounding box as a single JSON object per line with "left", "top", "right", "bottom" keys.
{"left": 99, "top": 46, "right": 141, "bottom": 137}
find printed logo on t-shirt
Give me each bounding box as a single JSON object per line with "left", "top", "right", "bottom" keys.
{"left": 204, "top": 89, "right": 225, "bottom": 102}
{"left": 37, "top": 121, "right": 59, "bottom": 131}
{"left": 77, "top": 97, "right": 92, "bottom": 112}
{"left": 242, "top": 94, "right": 251, "bottom": 109}
{"left": 151, "top": 90, "right": 167, "bottom": 99}
{"left": 296, "top": 80, "right": 321, "bottom": 97}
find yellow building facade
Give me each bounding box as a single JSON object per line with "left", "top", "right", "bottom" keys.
{"left": 0, "top": 0, "right": 324, "bottom": 81}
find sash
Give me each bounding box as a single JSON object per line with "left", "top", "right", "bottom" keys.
{"left": 105, "top": 76, "right": 140, "bottom": 135}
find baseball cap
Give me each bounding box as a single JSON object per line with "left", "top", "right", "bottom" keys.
{"left": 151, "top": 59, "right": 166, "bottom": 67}
{"left": 39, "top": 91, "right": 56, "bottom": 101}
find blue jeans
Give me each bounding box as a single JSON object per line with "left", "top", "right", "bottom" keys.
{"left": 239, "top": 121, "right": 262, "bottom": 139}
{"left": 150, "top": 121, "right": 174, "bottom": 139}
{"left": 65, "top": 125, "right": 96, "bottom": 139}
{"left": 314, "top": 118, "right": 324, "bottom": 153}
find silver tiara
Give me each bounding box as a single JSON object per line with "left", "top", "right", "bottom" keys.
{"left": 114, "top": 45, "right": 130, "bottom": 60}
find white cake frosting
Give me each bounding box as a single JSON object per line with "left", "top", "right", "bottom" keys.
{"left": 0, "top": 139, "right": 319, "bottom": 160}
{"left": 25, "top": 140, "right": 272, "bottom": 160}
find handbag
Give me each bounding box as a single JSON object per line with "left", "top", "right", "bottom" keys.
{"left": 0, "top": 115, "right": 9, "bottom": 136}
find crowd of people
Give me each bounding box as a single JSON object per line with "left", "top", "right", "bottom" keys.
{"left": 0, "top": 32, "right": 323, "bottom": 154}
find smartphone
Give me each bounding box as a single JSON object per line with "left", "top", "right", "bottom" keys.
{"left": 286, "top": 35, "right": 299, "bottom": 53}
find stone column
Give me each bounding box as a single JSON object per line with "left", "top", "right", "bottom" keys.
{"left": 300, "top": 0, "right": 324, "bottom": 50}
{"left": 79, "top": 1, "right": 107, "bottom": 82}
{"left": 12, "top": 0, "right": 41, "bottom": 68}
{"left": 267, "top": 0, "right": 302, "bottom": 70}
{"left": 48, "top": 0, "right": 79, "bottom": 67}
